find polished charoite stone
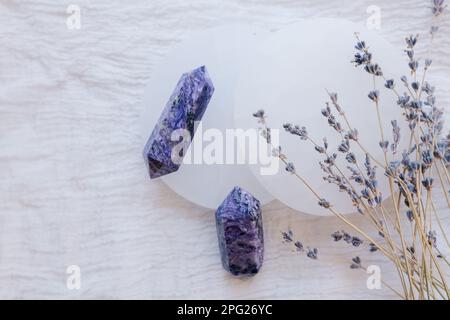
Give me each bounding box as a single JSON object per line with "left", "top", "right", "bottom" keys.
{"left": 143, "top": 66, "right": 214, "bottom": 179}
{"left": 215, "top": 187, "right": 264, "bottom": 276}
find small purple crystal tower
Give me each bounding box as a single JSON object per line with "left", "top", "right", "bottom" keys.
{"left": 143, "top": 66, "right": 214, "bottom": 179}
{"left": 215, "top": 187, "right": 264, "bottom": 276}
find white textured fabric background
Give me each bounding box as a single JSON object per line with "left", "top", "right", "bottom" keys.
{"left": 0, "top": 0, "right": 448, "bottom": 299}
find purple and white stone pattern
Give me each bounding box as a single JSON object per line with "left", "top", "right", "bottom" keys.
{"left": 143, "top": 66, "right": 214, "bottom": 179}
{"left": 215, "top": 186, "right": 264, "bottom": 277}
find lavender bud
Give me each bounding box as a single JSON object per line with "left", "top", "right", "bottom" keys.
{"left": 422, "top": 177, "right": 434, "bottom": 191}
{"left": 282, "top": 230, "right": 293, "bottom": 243}
{"left": 331, "top": 231, "right": 343, "bottom": 242}
{"left": 350, "top": 256, "right": 362, "bottom": 269}
{"left": 306, "top": 247, "right": 318, "bottom": 260}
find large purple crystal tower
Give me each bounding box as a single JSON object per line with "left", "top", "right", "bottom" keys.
{"left": 143, "top": 66, "right": 214, "bottom": 179}
{"left": 215, "top": 187, "right": 264, "bottom": 276}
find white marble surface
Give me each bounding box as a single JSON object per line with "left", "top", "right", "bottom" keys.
{"left": 0, "top": 0, "right": 448, "bottom": 299}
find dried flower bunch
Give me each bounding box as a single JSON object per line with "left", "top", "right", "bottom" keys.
{"left": 255, "top": 0, "right": 449, "bottom": 300}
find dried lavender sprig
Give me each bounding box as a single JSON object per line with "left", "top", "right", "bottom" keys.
{"left": 294, "top": 241, "right": 304, "bottom": 252}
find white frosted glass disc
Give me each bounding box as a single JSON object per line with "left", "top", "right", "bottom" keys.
{"left": 234, "top": 18, "right": 409, "bottom": 216}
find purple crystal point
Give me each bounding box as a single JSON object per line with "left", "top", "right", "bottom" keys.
{"left": 143, "top": 66, "right": 214, "bottom": 179}
{"left": 215, "top": 186, "right": 264, "bottom": 276}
